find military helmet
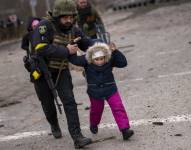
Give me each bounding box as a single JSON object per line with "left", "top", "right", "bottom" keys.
{"left": 52, "top": 0, "right": 77, "bottom": 17}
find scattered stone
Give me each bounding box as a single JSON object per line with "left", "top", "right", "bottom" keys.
{"left": 152, "top": 115, "right": 158, "bottom": 118}
{"left": 188, "top": 42, "right": 191, "bottom": 44}
{"left": 48, "top": 133, "right": 52, "bottom": 136}
{"left": 0, "top": 124, "right": 5, "bottom": 128}
{"left": 15, "top": 143, "right": 23, "bottom": 147}
{"left": 174, "top": 134, "right": 182, "bottom": 137}
{"left": 145, "top": 80, "right": 150, "bottom": 84}
{"left": 120, "top": 37, "right": 125, "bottom": 40}
{"left": 152, "top": 122, "right": 164, "bottom": 126}
{"left": 0, "top": 99, "right": 5, "bottom": 102}
{"left": 148, "top": 68, "right": 154, "bottom": 71}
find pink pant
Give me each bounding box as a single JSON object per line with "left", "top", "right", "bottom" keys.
{"left": 89, "top": 92, "right": 130, "bottom": 130}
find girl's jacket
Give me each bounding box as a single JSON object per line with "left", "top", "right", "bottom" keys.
{"left": 69, "top": 49, "right": 127, "bottom": 99}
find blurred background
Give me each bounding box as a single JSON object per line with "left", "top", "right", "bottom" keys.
{"left": 0, "top": 0, "right": 108, "bottom": 42}
{"left": 0, "top": 0, "right": 188, "bottom": 42}
{"left": 1, "top": 1, "right": 191, "bottom": 149}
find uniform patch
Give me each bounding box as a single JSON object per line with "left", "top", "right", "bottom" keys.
{"left": 39, "top": 25, "right": 47, "bottom": 34}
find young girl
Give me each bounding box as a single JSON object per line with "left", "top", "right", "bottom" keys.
{"left": 70, "top": 42, "right": 134, "bottom": 140}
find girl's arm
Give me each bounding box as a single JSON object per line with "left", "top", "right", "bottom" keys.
{"left": 109, "top": 42, "right": 127, "bottom": 68}
{"left": 69, "top": 54, "right": 88, "bottom": 67}
{"left": 111, "top": 50, "right": 128, "bottom": 68}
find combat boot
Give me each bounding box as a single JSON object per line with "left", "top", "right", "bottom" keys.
{"left": 121, "top": 128, "right": 134, "bottom": 140}
{"left": 90, "top": 125, "right": 98, "bottom": 134}
{"left": 73, "top": 133, "right": 92, "bottom": 149}
{"left": 50, "top": 123, "right": 62, "bottom": 139}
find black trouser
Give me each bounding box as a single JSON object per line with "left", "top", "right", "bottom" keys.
{"left": 34, "top": 68, "right": 81, "bottom": 138}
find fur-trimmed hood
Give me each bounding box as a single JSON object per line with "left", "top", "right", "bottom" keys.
{"left": 86, "top": 42, "right": 112, "bottom": 64}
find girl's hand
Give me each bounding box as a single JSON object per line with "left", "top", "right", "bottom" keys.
{"left": 109, "top": 42, "right": 117, "bottom": 52}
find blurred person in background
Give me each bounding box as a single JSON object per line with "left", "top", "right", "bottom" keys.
{"left": 76, "top": 0, "right": 105, "bottom": 39}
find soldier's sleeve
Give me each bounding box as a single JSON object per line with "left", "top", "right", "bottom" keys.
{"left": 32, "top": 20, "right": 70, "bottom": 58}
{"left": 75, "top": 27, "right": 94, "bottom": 51}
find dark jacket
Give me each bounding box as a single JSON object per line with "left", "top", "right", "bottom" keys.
{"left": 31, "top": 18, "right": 93, "bottom": 59}
{"left": 69, "top": 50, "right": 127, "bottom": 99}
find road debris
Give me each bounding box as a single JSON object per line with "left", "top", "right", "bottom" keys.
{"left": 152, "top": 122, "right": 164, "bottom": 126}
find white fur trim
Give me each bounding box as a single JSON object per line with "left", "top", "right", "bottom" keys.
{"left": 86, "top": 42, "right": 112, "bottom": 64}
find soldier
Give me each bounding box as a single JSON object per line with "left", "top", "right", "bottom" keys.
{"left": 76, "top": 0, "right": 105, "bottom": 39}
{"left": 30, "top": 0, "right": 93, "bottom": 148}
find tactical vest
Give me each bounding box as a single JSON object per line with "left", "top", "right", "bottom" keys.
{"left": 47, "top": 19, "right": 77, "bottom": 70}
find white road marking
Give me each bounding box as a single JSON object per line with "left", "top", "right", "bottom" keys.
{"left": 127, "top": 71, "right": 191, "bottom": 81}
{"left": 158, "top": 71, "right": 191, "bottom": 78}
{"left": 130, "top": 78, "right": 144, "bottom": 82}
{"left": 82, "top": 114, "right": 191, "bottom": 129}
{"left": 1, "top": 114, "right": 191, "bottom": 142}
{"left": 156, "top": 50, "right": 181, "bottom": 56}
{"left": 128, "top": 95, "right": 139, "bottom": 98}
{"left": 137, "top": 50, "right": 182, "bottom": 59}
{"left": 174, "top": 71, "right": 191, "bottom": 76}
{"left": 0, "top": 131, "right": 48, "bottom": 142}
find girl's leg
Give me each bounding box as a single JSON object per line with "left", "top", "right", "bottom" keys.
{"left": 89, "top": 97, "right": 104, "bottom": 126}
{"left": 107, "top": 92, "right": 130, "bottom": 130}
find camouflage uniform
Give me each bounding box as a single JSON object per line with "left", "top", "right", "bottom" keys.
{"left": 30, "top": 0, "right": 92, "bottom": 148}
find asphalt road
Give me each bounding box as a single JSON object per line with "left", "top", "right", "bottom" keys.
{"left": 0, "top": 1, "right": 191, "bottom": 150}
